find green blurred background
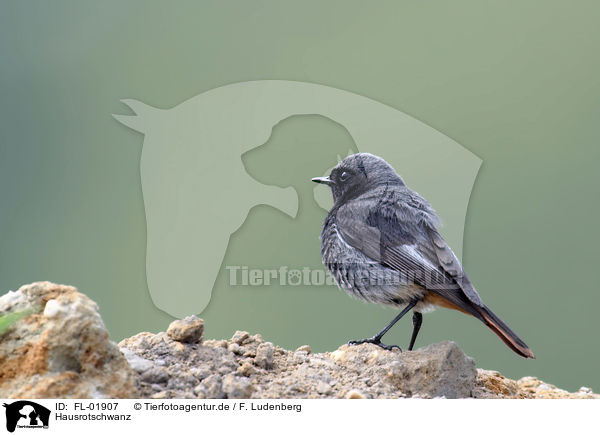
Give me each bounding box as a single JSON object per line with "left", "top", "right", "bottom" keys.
{"left": 1, "top": 1, "right": 599, "bottom": 392}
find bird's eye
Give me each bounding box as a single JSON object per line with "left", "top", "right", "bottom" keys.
{"left": 339, "top": 171, "right": 350, "bottom": 182}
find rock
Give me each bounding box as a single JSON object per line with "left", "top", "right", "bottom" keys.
{"left": 228, "top": 343, "right": 243, "bottom": 355}
{"left": 151, "top": 391, "right": 168, "bottom": 399}
{"left": 168, "top": 341, "right": 187, "bottom": 357}
{"left": 0, "top": 282, "right": 138, "bottom": 398}
{"left": 166, "top": 316, "right": 204, "bottom": 343}
{"left": 120, "top": 348, "right": 154, "bottom": 374}
{"left": 167, "top": 372, "right": 198, "bottom": 390}
{"left": 222, "top": 374, "right": 254, "bottom": 398}
{"left": 198, "top": 374, "right": 225, "bottom": 399}
{"left": 190, "top": 367, "right": 211, "bottom": 380}
{"left": 140, "top": 367, "right": 169, "bottom": 384}
{"left": 474, "top": 371, "right": 598, "bottom": 399}
{"left": 237, "top": 361, "right": 256, "bottom": 377}
{"left": 316, "top": 381, "right": 331, "bottom": 395}
{"left": 330, "top": 342, "right": 475, "bottom": 398}
{"left": 3, "top": 281, "right": 596, "bottom": 400}
{"left": 118, "top": 332, "right": 155, "bottom": 352}
{"left": 292, "top": 351, "right": 309, "bottom": 365}
{"left": 474, "top": 369, "right": 518, "bottom": 397}
{"left": 231, "top": 330, "right": 250, "bottom": 345}
{"left": 255, "top": 342, "right": 275, "bottom": 370}
{"left": 295, "top": 345, "right": 312, "bottom": 354}
{"left": 384, "top": 341, "right": 477, "bottom": 398}
{"left": 120, "top": 321, "right": 599, "bottom": 399}
{"left": 515, "top": 376, "right": 570, "bottom": 399}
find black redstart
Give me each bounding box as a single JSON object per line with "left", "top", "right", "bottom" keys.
{"left": 312, "top": 152, "right": 534, "bottom": 358}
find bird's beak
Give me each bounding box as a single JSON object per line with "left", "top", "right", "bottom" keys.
{"left": 311, "top": 176, "right": 334, "bottom": 186}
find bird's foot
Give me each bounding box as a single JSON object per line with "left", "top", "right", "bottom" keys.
{"left": 348, "top": 337, "right": 402, "bottom": 352}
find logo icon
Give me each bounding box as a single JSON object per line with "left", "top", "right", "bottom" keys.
{"left": 3, "top": 401, "right": 50, "bottom": 432}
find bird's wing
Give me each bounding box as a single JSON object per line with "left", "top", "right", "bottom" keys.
{"left": 424, "top": 226, "right": 483, "bottom": 306}
{"left": 336, "top": 192, "right": 484, "bottom": 308}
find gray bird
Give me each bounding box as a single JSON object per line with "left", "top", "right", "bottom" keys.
{"left": 312, "top": 153, "right": 534, "bottom": 358}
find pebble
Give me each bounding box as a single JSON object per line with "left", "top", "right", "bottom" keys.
{"left": 141, "top": 367, "right": 170, "bottom": 384}
{"left": 43, "top": 299, "right": 64, "bottom": 318}
{"left": 190, "top": 367, "right": 211, "bottom": 380}
{"left": 237, "top": 361, "right": 256, "bottom": 377}
{"left": 166, "top": 316, "right": 204, "bottom": 343}
{"left": 255, "top": 342, "right": 275, "bottom": 369}
{"left": 116, "top": 318, "right": 597, "bottom": 400}
{"left": 120, "top": 348, "right": 154, "bottom": 373}
{"left": 228, "top": 343, "right": 243, "bottom": 355}
{"left": 293, "top": 351, "right": 308, "bottom": 364}
{"left": 169, "top": 341, "right": 187, "bottom": 356}
{"left": 346, "top": 390, "right": 365, "bottom": 399}
{"left": 295, "top": 345, "right": 312, "bottom": 354}
{"left": 222, "top": 374, "right": 254, "bottom": 398}
{"left": 316, "top": 381, "right": 331, "bottom": 394}
{"left": 214, "top": 340, "right": 228, "bottom": 348}
{"left": 231, "top": 330, "right": 250, "bottom": 345}
{"left": 201, "top": 374, "right": 225, "bottom": 399}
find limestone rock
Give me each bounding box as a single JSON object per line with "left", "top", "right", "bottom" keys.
{"left": 121, "top": 324, "right": 599, "bottom": 399}
{"left": 2, "top": 282, "right": 597, "bottom": 400}
{"left": 166, "top": 316, "right": 204, "bottom": 343}
{"left": 295, "top": 345, "right": 312, "bottom": 354}
{"left": 0, "top": 282, "right": 138, "bottom": 398}
{"left": 255, "top": 342, "right": 275, "bottom": 370}
{"left": 385, "top": 341, "right": 477, "bottom": 398}
{"left": 475, "top": 371, "right": 599, "bottom": 399}
{"left": 222, "top": 374, "right": 254, "bottom": 398}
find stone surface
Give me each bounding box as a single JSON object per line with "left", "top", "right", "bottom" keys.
{"left": 120, "top": 348, "right": 154, "bottom": 374}
{"left": 255, "top": 342, "right": 275, "bottom": 370}
{"left": 120, "top": 323, "right": 600, "bottom": 399}
{"left": 385, "top": 341, "right": 476, "bottom": 399}
{"left": 295, "top": 345, "right": 312, "bottom": 354}
{"left": 0, "top": 282, "right": 138, "bottom": 398}
{"left": 474, "top": 370, "right": 599, "bottom": 399}
{"left": 1, "top": 282, "right": 597, "bottom": 399}
{"left": 166, "top": 316, "right": 204, "bottom": 343}
{"left": 118, "top": 329, "right": 471, "bottom": 399}
{"left": 222, "top": 373, "right": 254, "bottom": 398}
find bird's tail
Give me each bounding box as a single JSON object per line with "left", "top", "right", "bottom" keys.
{"left": 474, "top": 304, "right": 535, "bottom": 359}
{"left": 426, "top": 290, "right": 535, "bottom": 359}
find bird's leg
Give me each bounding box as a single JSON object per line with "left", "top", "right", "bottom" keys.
{"left": 348, "top": 300, "right": 417, "bottom": 351}
{"left": 408, "top": 312, "right": 423, "bottom": 351}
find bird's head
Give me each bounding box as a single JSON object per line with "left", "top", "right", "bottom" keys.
{"left": 312, "top": 153, "right": 405, "bottom": 204}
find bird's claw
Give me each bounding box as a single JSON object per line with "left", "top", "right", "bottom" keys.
{"left": 348, "top": 337, "right": 402, "bottom": 352}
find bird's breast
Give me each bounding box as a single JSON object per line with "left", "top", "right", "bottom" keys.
{"left": 320, "top": 215, "right": 426, "bottom": 307}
